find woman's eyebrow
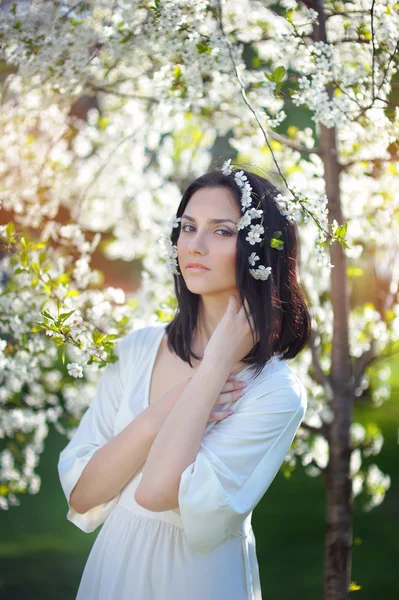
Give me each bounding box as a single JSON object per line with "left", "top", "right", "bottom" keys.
{"left": 181, "top": 214, "right": 237, "bottom": 225}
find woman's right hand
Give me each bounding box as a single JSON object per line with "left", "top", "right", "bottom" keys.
{"left": 148, "top": 373, "right": 248, "bottom": 430}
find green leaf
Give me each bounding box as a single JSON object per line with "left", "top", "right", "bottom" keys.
{"left": 59, "top": 309, "right": 76, "bottom": 323}
{"left": 56, "top": 273, "right": 70, "bottom": 285}
{"left": 65, "top": 289, "right": 79, "bottom": 297}
{"left": 270, "top": 237, "right": 284, "bottom": 250}
{"left": 338, "top": 238, "right": 351, "bottom": 250}
{"left": 5, "top": 222, "right": 15, "bottom": 237}
{"left": 41, "top": 310, "right": 54, "bottom": 321}
{"left": 273, "top": 66, "right": 286, "bottom": 82}
{"left": 108, "top": 354, "right": 120, "bottom": 364}
{"left": 103, "top": 334, "right": 119, "bottom": 342}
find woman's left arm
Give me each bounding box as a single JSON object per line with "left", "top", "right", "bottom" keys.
{"left": 134, "top": 356, "right": 232, "bottom": 511}
{"left": 135, "top": 295, "right": 259, "bottom": 512}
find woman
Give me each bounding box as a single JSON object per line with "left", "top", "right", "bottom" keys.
{"left": 58, "top": 162, "right": 311, "bottom": 599}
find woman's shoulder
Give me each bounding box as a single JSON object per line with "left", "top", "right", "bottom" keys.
{"left": 117, "top": 322, "right": 166, "bottom": 357}
{"left": 249, "top": 358, "right": 307, "bottom": 413}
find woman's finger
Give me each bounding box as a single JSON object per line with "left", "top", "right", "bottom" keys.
{"left": 208, "top": 409, "right": 234, "bottom": 422}
{"left": 215, "top": 385, "right": 247, "bottom": 405}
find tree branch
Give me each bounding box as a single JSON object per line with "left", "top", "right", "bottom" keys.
{"left": 339, "top": 153, "right": 399, "bottom": 173}
{"left": 308, "top": 328, "right": 334, "bottom": 395}
{"left": 267, "top": 129, "right": 321, "bottom": 155}
{"left": 352, "top": 345, "right": 377, "bottom": 393}
{"left": 89, "top": 85, "right": 160, "bottom": 103}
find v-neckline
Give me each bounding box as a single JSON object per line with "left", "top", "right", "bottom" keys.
{"left": 144, "top": 323, "right": 256, "bottom": 410}
{"left": 145, "top": 324, "right": 168, "bottom": 410}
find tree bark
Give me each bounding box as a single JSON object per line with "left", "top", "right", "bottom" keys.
{"left": 313, "top": 1, "right": 355, "bottom": 598}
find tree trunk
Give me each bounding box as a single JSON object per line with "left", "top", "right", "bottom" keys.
{"left": 320, "top": 122, "right": 354, "bottom": 600}
{"left": 318, "top": 73, "right": 355, "bottom": 600}
{"left": 313, "top": 3, "right": 355, "bottom": 597}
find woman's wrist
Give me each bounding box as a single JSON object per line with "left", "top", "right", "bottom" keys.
{"left": 200, "top": 352, "right": 233, "bottom": 380}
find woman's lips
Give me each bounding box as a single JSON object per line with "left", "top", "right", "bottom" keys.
{"left": 186, "top": 266, "right": 209, "bottom": 272}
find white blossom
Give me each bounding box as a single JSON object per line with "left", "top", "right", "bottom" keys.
{"left": 67, "top": 363, "right": 84, "bottom": 379}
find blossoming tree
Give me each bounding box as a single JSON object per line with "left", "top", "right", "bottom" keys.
{"left": 0, "top": 1, "right": 398, "bottom": 598}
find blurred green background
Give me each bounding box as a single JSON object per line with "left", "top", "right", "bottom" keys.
{"left": 0, "top": 353, "right": 397, "bottom": 600}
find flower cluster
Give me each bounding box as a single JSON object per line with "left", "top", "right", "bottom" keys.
{"left": 159, "top": 228, "right": 180, "bottom": 277}
{"left": 221, "top": 159, "right": 271, "bottom": 280}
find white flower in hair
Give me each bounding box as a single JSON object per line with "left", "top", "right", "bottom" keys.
{"left": 159, "top": 233, "right": 179, "bottom": 275}
{"left": 249, "top": 266, "right": 272, "bottom": 281}
{"left": 221, "top": 159, "right": 233, "bottom": 175}
{"left": 248, "top": 252, "right": 260, "bottom": 266}
{"left": 237, "top": 211, "right": 252, "bottom": 230}
{"left": 167, "top": 214, "right": 182, "bottom": 228}
{"left": 234, "top": 170, "right": 248, "bottom": 187}
{"left": 247, "top": 207, "right": 263, "bottom": 219}
{"left": 246, "top": 223, "right": 265, "bottom": 245}
{"left": 240, "top": 185, "right": 253, "bottom": 210}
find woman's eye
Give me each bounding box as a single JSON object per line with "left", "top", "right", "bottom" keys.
{"left": 181, "top": 224, "right": 232, "bottom": 236}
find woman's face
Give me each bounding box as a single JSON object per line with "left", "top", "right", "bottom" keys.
{"left": 177, "top": 186, "right": 241, "bottom": 295}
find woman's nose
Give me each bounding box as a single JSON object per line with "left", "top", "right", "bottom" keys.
{"left": 187, "top": 234, "right": 208, "bottom": 253}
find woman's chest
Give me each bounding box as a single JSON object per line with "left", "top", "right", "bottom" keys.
{"left": 147, "top": 336, "right": 247, "bottom": 408}
{"left": 148, "top": 343, "right": 198, "bottom": 408}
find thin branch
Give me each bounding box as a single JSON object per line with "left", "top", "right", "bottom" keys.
{"left": 329, "top": 38, "right": 375, "bottom": 45}
{"left": 267, "top": 129, "right": 321, "bottom": 155}
{"left": 308, "top": 328, "right": 334, "bottom": 394}
{"left": 216, "top": 0, "right": 334, "bottom": 243}
{"left": 301, "top": 421, "right": 329, "bottom": 440}
{"left": 325, "top": 10, "right": 370, "bottom": 20}
{"left": 90, "top": 84, "right": 160, "bottom": 103}
{"left": 356, "top": 344, "right": 399, "bottom": 373}
{"left": 339, "top": 153, "right": 399, "bottom": 173}
{"left": 72, "top": 123, "right": 147, "bottom": 219}
{"left": 352, "top": 345, "right": 377, "bottom": 393}
{"left": 370, "top": 0, "right": 376, "bottom": 101}
{"left": 61, "top": 1, "right": 85, "bottom": 20}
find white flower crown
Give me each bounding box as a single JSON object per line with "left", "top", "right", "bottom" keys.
{"left": 159, "top": 160, "right": 294, "bottom": 281}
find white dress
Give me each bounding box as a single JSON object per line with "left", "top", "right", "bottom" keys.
{"left": 58, "top": 323, "right": 307, "bottom": 600}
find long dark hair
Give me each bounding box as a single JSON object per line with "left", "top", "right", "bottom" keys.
{"left": 164, "top": 164, "right": 312, "bottom": 380}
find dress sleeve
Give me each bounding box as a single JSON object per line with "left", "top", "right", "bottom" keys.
{"left": 178, "top": 368, "right": 307, "bottom": 553}
{"left": 57, "top": 333, "right": 134, "bottom": 534}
